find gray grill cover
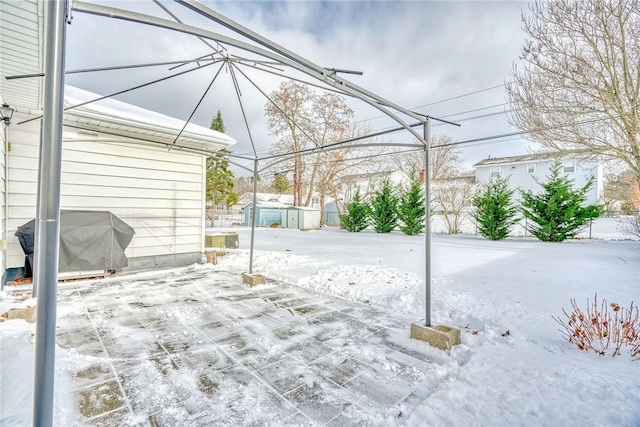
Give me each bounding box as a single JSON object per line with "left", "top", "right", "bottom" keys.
{"left": 15, "top": 210, "right": 135, "bottom": 275}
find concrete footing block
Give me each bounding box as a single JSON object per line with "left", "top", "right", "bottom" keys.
{"left": 7, "top": 306, "right": 37, "bottom": 323}
{"left": 205, "top": 250, "right": 217, "bottom": 265}
{"left": 410, "top": 322, "right": 461, "bottom": 350}
{"left": 242, "top": 273, "right": 266, "bottom": 287}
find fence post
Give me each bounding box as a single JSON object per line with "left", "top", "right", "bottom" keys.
{"left": 589, "top": 218, "right": 593, "bottom": 239}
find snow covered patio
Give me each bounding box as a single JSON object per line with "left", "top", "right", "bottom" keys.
{"left": 5, "top": 267, "right": 457, "bottom": 426}
{"left": 1, "top": 229, "right": 639, "bottom": 426}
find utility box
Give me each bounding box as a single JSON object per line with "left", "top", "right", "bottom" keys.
{"left": 224, "top": 232, "right": 239, "bottom": 248}
{"left": 205, "top": 232, "right": 239, "bottom": 253}
{"left": 205, "top": 234, "right": 225, "bottom": 248}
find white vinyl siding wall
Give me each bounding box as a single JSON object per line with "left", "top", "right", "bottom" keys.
{"left": 475, "top": 158, "right": 602, "bottom": 205}
{"left": 6, "top": 114, "right": 205, "bottom": 269}
{"left": 1, "top": 120, "right": 6, "bottom": 280}
{"left": 0, "top": 0, "right": 43, "bottom": 110}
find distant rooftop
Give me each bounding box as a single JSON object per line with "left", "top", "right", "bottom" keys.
{"left": 473, "top": 151, "right": 591, "bottom": 167}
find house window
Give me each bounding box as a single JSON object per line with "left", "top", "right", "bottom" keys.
{"left": 563, "top": 160, "right": 576, "bottom": 173}
{"left": 527, "top": 163, "right": 536, "bottom": 174}
{"left": 490, "top": 166, "right": 501, "bottom": 178}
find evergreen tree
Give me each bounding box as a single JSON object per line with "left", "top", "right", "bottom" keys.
{"left": 210, "top": 110, "right": 226, "bottom": 133}
{"left": 339, "top": 190, "right": 369, "bottom": 232}
{"left": 397, "top": 171, "right": 425, "bottom": 235}
{"left": 520, "top": 160, "right": 604, "bottom": 242}
{"left": 369, "top": 179, "right": 398, "bottom": 233}
{"left": 472, "top": 176, "right": 519, "bottom": 240}
{"left": 207, "top": 110, "right": 237, "bottom": 208}
{"left": 273, "top": 173, "right": 290, "bottom": 194}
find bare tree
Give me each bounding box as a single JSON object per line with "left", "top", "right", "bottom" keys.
{"left": 265, "top": 82, "right": 353, "bottom": 206}
{"left": 506, "top": 0, "right": 640, "bottom": 184}
{"left": 265, "top": 81, "right": 314, "bottom": 206}
{"left": 302, "top": 92, "right": 353, "bottom": 206}
{"left": 392, "top": 135, "right": 464, "bottom": 180}
{"left": 432, "top": 176, "right": 476, "bottom": 234}
{"left": 622, "top": 177, "right": 640, "bottom": 238}
{"left": 316, "top": 124, "right": 392, "bottom": 223}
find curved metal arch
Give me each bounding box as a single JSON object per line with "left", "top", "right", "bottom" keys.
{"left": 71, "top": 1, "right": 429, "bottom": 148}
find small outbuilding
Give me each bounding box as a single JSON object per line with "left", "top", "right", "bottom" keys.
{"left": 243, "top": 201, "right": 288, "bottom": 227}
{"left": 323, "top": 199, "right": 341, "bottom": 226}
{"left": 284, "top": 206, "right": 321, "bottom": 230}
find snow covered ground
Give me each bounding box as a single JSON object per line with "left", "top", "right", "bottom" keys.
{"left": 1, "top": 227, "right": 639, "bottom": 426}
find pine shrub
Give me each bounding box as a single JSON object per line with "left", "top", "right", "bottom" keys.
{"left": 369, "top": 179, "right": 398, "bottom": 233}
{"left": 472, "top": 176, "right": 518, "bottom": 240}
{"left": 340, "top": 191, "right": 369, "bottom": 232}
{"left": 520, "top": 160, "right": 604, "bottom": 242}
{"left": 397, "top": 172, "right": 425, "bottom": 235}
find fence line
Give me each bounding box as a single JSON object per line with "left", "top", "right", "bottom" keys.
{"left": 207, "top": 209, "right": 243, "bottom": 227}
{"left": 428, "top": 212, "right": 639, "bottom": 241}
{"left": 211, "top": 209, "right": 639, "bottom": 240}
{"left": 324, "top": 210, "right": 638, "bottom": 241}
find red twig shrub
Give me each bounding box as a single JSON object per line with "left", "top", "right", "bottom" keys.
{"left": 553, "top": 294, "right": 640, "bottom": 358}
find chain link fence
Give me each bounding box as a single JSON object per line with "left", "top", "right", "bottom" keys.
{"left": 428, "top": 211, "right": 639, "bottom": 241}
{"left": 224, "top": 209, "right": 638, "bottom": 241}
{"left": 207, "top": 209, "right": 244, "bottom": 227}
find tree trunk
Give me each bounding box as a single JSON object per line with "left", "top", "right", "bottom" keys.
{"left": 319, "top": 192, "right": 326, "bottom": 226}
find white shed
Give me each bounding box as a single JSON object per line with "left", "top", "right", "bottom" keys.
{"left": 283, "top": 206, "right": 321, "bottom": 230}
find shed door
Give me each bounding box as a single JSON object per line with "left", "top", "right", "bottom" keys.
{"left": 288, "top": 210, "right": 299, "bottom": 229}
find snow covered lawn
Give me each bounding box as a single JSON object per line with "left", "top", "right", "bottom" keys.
{"left": 1, "top": 228, "right": 639, "bottom": 426}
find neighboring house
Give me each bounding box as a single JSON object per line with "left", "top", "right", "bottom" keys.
{"left": 473, "top": 153, "right": 603, "bottom": 205}
{"left": 0, "top": 3, "right": 235, "bottom": 282}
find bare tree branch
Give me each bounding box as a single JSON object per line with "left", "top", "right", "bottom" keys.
{"left": 506, "top": 0, "right": 640, "bottom": 184}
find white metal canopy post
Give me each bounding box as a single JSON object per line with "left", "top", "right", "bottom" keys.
{"left": 424, "top": 119, "right": 432, "bottom": 326}
{"left": 33, "top": 0, "right": 67, "bottom": 425}
{"left": 249, "top": 159, "right": 258, "bottom": 274}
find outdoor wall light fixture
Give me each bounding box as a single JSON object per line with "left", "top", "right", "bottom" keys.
{"left": 0, "top": 104, "right": 14, "bottom": 125}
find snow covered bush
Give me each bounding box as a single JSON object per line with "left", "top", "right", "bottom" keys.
{"left": 397, "top": 171, "right": 425, "bottom": 235}
{"left": 621, "top": 212, "right": 640, "bottom": 239}
{"left": 369, "top": 179, "right": 398, "bottom": 233}
{"left": 339, "top": 190, "right": 370, "bottom": 232}
{"left": 472, "top": 176, "right": 519, "bottom": 240}
{"left": 554, "top": 294, "right": 640, "bottom": 358}
{"left": 520, "top": 160, "right": 604, "bottom": 242}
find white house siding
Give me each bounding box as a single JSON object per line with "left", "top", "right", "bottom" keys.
{"left": 0, "top": 0, "right": 43, "bottom": 111}
{"left": 475, "top": 159, "right": 602, "bottom": 205}
{"left": 1, "top": 116, "right": 6, "bottom": 284}
{"left": 6, "top": 112, "right": 206, "bottom": 274}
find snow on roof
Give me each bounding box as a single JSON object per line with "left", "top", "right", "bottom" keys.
{"left": 239, "top": 193, "right": 295, "bottom": 205}
{"left": 473, "top": 150, "right": 592, "bottom": 167}
{"left": 287, "top": 206, "right": 320, "bottom": 211}
{"left": 243, "top": 201, "right": 289, "bottom": 209}
{"left": 63, "top": 86, "right": 236, "bottom": 150}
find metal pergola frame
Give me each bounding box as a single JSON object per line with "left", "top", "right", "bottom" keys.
{"left": 29, "top": 1, "right": 460, "bottom": 424}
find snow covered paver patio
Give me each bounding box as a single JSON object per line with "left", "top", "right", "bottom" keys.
{"left": 54, "top": 266, "right": 456, "bottom": 426}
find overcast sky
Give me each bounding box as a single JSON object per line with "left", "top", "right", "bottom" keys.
{"left": 65, "top": 0, "right": 535, "bottom": 173}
